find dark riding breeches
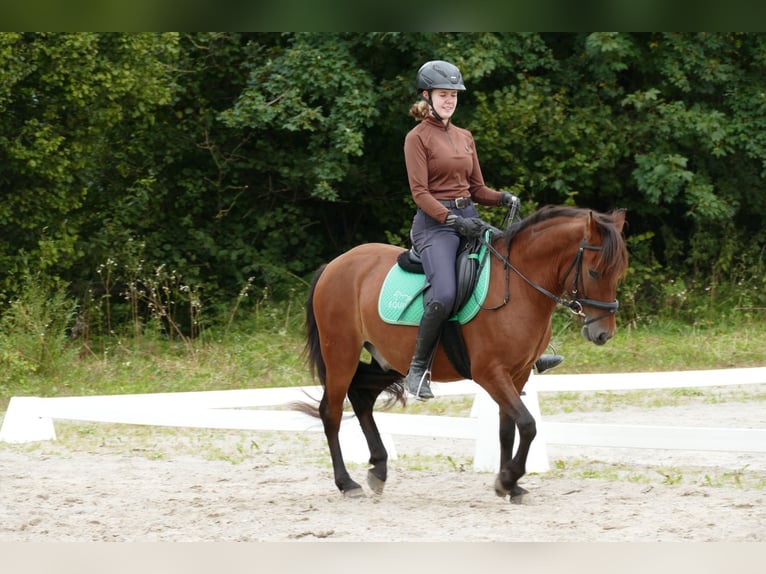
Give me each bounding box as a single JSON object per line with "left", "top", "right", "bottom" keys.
{"left": 410, "top": 203, "right": 479, "bottom": 313}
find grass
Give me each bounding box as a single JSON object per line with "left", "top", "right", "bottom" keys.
{"left": 3, "top": 420, "right": 334, "bottom": 469}
{"left": 547, "top": 314, "right": 766, "bottom": 373}
{"left": 545, "top": 458, "right": 766, "bottom": 490}
{"left": 0, "top": 313, "right": 309, "bottom": 410}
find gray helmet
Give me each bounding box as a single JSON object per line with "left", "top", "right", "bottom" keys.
{"left": 416, "top": 60, "right": 466, "bottom": 92}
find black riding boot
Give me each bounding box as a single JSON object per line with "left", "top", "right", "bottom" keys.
{"left": 403, "top": 301, "right": 449, "bottom": 400}
{"left": 534, "top": 353, "right": 564, "bottom": 374}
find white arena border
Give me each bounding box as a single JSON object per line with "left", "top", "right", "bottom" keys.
{"left": 1, "top": 367, "right": 765, "bottom": 474}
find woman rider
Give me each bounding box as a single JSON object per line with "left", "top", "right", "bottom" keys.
{"left": 402, "top": 60, "right": 562, "bottom": 399}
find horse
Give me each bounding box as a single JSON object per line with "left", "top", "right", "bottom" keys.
{"left": 297, "top": 205, "right": 628, "bottom": 501}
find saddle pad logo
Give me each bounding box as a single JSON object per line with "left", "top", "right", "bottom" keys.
{"left": 387, "top": 290, "right": 413, "bottom": 311}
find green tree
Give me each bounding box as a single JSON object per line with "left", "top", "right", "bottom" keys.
{"left": 0, "top": 32, "right": 179, "bottom": 300}
{"left": 2, "top": 32, "right": 765, "bottom": 329}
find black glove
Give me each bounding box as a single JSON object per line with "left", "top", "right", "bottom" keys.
{"left": 500, "top": 191, "right": 520, "bottom": 208}
{"left": 446, "top": 214, "right": 486, "bottom": 239}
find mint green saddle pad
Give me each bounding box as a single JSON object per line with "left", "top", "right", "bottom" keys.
{"left": 377, "top": 242, "right": 491, "bottom": 326}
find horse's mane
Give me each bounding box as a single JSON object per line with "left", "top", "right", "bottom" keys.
{"left": 502, "top": 205, "right": 628, "bottom": 276}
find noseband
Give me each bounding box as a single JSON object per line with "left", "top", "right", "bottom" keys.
{"left": 483, "top": 235, "right": 620, "bottom": 325}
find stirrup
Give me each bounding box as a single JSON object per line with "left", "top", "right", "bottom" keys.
{"left": 405, "top": 369, "right": 434, "bottom": 400}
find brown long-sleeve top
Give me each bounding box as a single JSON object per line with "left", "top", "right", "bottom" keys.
{"left": 404, "top": 115, "right": 503, "bottom": 224}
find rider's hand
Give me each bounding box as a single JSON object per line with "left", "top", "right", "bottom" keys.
{"left": 446, "top": 214, "right": 485, "bottom": 239}
{"left": 500, "top": 191, "right": 520, "bottom": 208}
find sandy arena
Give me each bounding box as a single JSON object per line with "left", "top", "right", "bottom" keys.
{"left": 1, "top": 388, "right": 764, "bottom": 542}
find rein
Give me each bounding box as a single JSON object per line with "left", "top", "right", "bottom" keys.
{"left": 481, "top": 230, "right": 620, "bottom": 325}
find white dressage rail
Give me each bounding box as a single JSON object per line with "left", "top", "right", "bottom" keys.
{"left": 1, "top": 367, "right": 765, "bottom": 473}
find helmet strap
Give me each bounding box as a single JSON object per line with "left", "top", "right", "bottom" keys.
{"left": 422, "top": 90, "right": 444, "bottom": 122}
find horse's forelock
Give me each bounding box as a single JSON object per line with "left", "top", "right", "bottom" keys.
{"left": 592, "top": 211, "right": 629, "bottom": 277}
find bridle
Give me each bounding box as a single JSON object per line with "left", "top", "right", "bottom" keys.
{"left": 481, "top": 232, "right": 620, "bottom": 326}
{"left": 555, "top": 239, "right": 620, "bottom": 324}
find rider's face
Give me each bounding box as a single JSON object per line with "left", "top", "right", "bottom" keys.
{"left": 426, "top": 89, "right": 458, "bottom": 122}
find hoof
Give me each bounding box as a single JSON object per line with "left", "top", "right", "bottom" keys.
{"left": 343, "top": 486, "right": 366, "bottom": 499}
{"left": 494, "top": 476, "right": 509, "bottom": 498}
{"left": 494, "top": 476, "right": 529, "bottom": 503}
{"left": 510, "top": 485, "right": 529, "bottom": 504}
{"left": 366, "top": 470, "right": 386, "bottom": 495}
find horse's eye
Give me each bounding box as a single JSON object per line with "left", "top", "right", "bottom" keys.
{"left": 588, "top": 269, "right": 601, "bottom": 279}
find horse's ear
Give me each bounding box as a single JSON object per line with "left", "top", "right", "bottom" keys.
{"left": 586, "top": 209, "right": 627, "bottom": 240}
{"left": 611, "top": 208, "right": 627, "bottom": 233}
{"left": 585, "top": 210, "right": 595, "bottom": 242}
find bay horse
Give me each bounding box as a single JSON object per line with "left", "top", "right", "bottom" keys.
{"left": 298, "top": 205, "right": 628, "bottom": 501}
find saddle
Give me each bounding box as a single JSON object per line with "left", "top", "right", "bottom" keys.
{"left": 395, "top": 238, "right": 485, "bottom": 317}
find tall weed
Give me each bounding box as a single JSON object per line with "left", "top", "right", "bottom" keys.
{"left": 0, "top": 272, "right": 77, "bottom": 392}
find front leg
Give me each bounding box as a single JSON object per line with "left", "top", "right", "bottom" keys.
{"left": 493, "top": 398, "right": 537, "bottom": 503}
{"left": 497, "top": 409, "right": 516, "bottom": 473}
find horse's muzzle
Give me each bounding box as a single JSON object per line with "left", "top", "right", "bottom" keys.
{"left": 581, "top": 324, "right": 612, "bottom": 346}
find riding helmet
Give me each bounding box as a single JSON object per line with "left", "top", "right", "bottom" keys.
{"left": 416, "top": 60, "right": 466, "bottom": 92}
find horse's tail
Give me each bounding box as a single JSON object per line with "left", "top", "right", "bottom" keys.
{"left": 304, "top": 263, "right": 328, "bottom": 386}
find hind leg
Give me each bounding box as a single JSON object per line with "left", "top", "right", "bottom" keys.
{"left": 319, "top": 383, "right": 364, "bottom": 497}
{"left": 313, "top": 375, "right": 363, "bottom": 496}
{"left": 347, "top": 385, "right": 388, "bottom": 494}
